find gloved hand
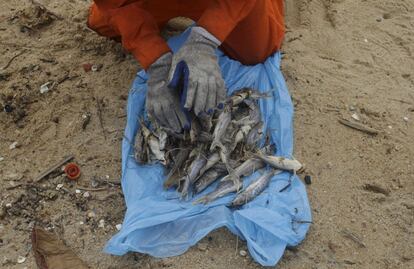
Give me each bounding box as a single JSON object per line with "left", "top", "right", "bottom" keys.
{"left": 168, "top": 27, "right": 226, "bottom": 116}
{"left": 146, "top": 52, "right": 188, "bottom": 133}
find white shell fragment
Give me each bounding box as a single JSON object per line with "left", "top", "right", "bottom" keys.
{"left": 115, "top": 224, "right": 122, "bottom": 231}
{"left": 83, "top": 191, "right": 90, "bottom": 198}
{"left": 75, "top": 189, "right": 81, "bottom": 194}
{"left": 9, "top": 142, "right": 18, "bottom": 150}
{"left": 239, "top": 250, "right": 247, "bottom": 257}
{"left": 403, "top": 116, "right": 409, "bottom": 122}
{"left": 56, "top": 184, "right": 64, "bottom": 190}
{"left": 40, "top": 81, "right": 53, "bottom": 94}
{"left": 17, "top": 256, "right": 26, "bottom": 264}
{"left": 98, "top": 219, "right": 105, "bottom": 228}
{"left": 351, "top": 113, "right": 360, "bottom": 121}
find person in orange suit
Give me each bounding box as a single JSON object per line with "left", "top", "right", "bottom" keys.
{"left": 88, "top": 0, "right": 285, "bottom": 132}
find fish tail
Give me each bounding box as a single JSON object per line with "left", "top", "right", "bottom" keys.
{"left": 192, "top": 196, "right": 210, "bottom": 205}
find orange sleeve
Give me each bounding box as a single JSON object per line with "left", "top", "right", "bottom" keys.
{"left": 89, "top": 1, "right": 171, "bottom": 69}
{"left": 197, "top": 0, "right": 259, "bottom": 42}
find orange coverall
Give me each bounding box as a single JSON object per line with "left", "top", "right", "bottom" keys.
{"left": 88, "top": 0, "right": 285, "bottom": 69}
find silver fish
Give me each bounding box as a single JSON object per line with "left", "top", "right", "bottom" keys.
{"left": 210, "top": 105, "right": 231, "bottom": 151}
{"left": 190, "top": 117, "right": 201, "bottom": 143}
{"left": 198, "top": 152, "right": 220, "bottom": 178}
{"left": 219, "top": 146, "right": 235, "bottom": 176}
{"left": 181, "top": 153, "right": 207, "bottom": 198}
{"left": 245, "top": 122, "right": 264, "bottom": 149}
{"left": 255, "top": 152, "right": 302, "bottom": 172}
{"left": 230, "top": 170, "right": 278, "bottom": 207}
{"left": 193, "top": 179, "right": 242, "bottom": 205}
{"left": 164, "top": 148, "right": 191, "bottom": 189}
{"left": 245, "top": 99, "right": 261, "bottom": 124}
{"left": 221, "top": 158, "right": 265, "bottom": 182}
{"left": 138, "top": 119, "right": 166, "bottom": 164}
{"left": 134, "top": 128, "right": 147, "bottom": 163}
{"left": 155, "top": 129, "right": 168, "bottom": 150}
{"left": 147, "top": 136, "right": 166, "bottom": 164}
{"left": 194, "top": 165, "right": 227, "bottom": 194}
{"left": 228, "top": 88, "right": 272, "bottom": 106}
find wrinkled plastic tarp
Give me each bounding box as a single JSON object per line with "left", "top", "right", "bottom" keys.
{"left": 104, "top": 30, "right": 312, "bottom": 266}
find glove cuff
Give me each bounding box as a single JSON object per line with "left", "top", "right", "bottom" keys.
{"left": 192, "top": 27, "right": 221, "bottom": 46}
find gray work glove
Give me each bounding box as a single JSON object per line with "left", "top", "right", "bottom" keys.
{"left": 168, "top": 27, "right": 226, "bottom": 116}
{"left": 146, "top": 52, "right": 188, "bottom": 133}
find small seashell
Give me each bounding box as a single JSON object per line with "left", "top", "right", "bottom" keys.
{"left": 17, "top": 256, "right": 26, "bottom": 264}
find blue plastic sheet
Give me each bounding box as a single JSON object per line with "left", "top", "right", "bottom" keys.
{"left": 104, "top": 30, "right": 312, "bottom": 266}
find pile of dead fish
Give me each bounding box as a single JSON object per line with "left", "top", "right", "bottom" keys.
{"left": 134, "top": 88, "right": 302, "bottom": 206}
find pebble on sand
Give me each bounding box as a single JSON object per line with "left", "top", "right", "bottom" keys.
{"left": 197, "top": 243, "right": 208, "bottom": 251}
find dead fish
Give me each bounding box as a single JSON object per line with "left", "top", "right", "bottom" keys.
{"left": 198, "top": 152, "right": 220, "bottom": 178}
{"left": 230, "top": 170, "right": 279, "bottom": 207}
{"left": 162, "top": 127, "right": 186, "bottom": 140}
{"left": 245, "top": 99, "right": 261, "bottom": 124}
{"left": 193, "top": 179, "right": 242, "bottom": 205}
{"left": 254, "top": 152, "right": 302, "bottom": 172}
{"left": 245, "top": 122, "right": 264, "bottom": 149}
{"left": 210, "top": 105, "right": 231, "bottom": 151}
{"left": 194, "top": 164, "right": 227, "bottom": 194}
{"left": 219, "top": 147, "right": 237, "bottom": 183}
{"left": 190, "top": 117, "right": 201, "bottom": 143}
{"left": 221, "top": 158, "right": 265, "bottom": 182}
{"left": 138, "top": 119, "right": 166, "bottom": 164}
{"left": 228, "top": 88, "right": 272, "bottom": 106}
{"left": 232, "top": 124, "right": 252, "bottom": 146}
{"left": 134, "top": 128, "right": 147, "bottom": 163}
{"left": 260, "top": 143, "right": 276, "bottom": 155}
{"left": 163, "top": 148, "right": 191, "bottom": 189}
{"left": 156, "top": 129, "right": 168, "bottom": 150}
{"left": 147, "top": 136, "right": 166, "bottom": 164}
{"left": 181, "top": 153, "right": 207, "bottom": 198}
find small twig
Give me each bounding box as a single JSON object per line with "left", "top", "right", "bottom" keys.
{"left": 6, "top": 183, "right": 25, "bottom": 190}
{"left": 34, "top": 154, "right": 74, "bottom": 182}
{"left": 1, "top": 50, "right": 26, "bottom": 70}
{"left": 76, "top": 186, "right": 113, "bottom": 192}
{"left": 338, "top": 118, "right": 379, "bottom": 135}
{"left": 341, "top": 229, "right": 366, "bottom": 248}
{"left": 388, "top": 98, "right": 412, "bottom": 105}
{"left": 95, "top": 98, "right": 107, "bottom": 140}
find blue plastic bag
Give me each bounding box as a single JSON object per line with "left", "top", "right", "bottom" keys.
{"left": 104, "top": 30, "right": 312, "bottom": 266}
